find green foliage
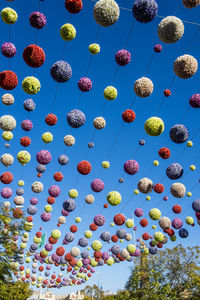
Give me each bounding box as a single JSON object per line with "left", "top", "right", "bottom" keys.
{"left": 0, "top": 280, "right": 33, "bottom": 300}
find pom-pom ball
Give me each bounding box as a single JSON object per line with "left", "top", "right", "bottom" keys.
{"left": 91, "top": 240, "right": 102, "bottom": 251}
{"left": 102, "top": 161, "right": 110, "bottom": 169}
{"left": 186, "top": 216, "right": 194, "bottom": 225}
{"left": 58, "top": 154, "right": 68, "bottom": 165}
{"left": 1, "top": 93, "right": 14, "bottom": 105}
{"left": 140, "top": 218, "right": 148, "bottom": 227}
{"left": 23, "top": 99, "right": 35, "bottom": 111}
{"left": 172, "top": 218, "right": 183, "bottom": 229}
{"left": 159, "top": 217, "right": 171, "bottom": 229}
{"left": 154, "top": 231, "right": 164, "bottom": 242}
{"left": 36, "top": 150, "right": 52, "bottom": 165}
{"left": 23, "top": 45, "right": 45, "bottom": 68}
{"left": 17, "top": 151, "right": 31, "bottom": 165}
{"left": 70, "top": 247, "right": 80, "bottom": 257}
{"left": 1, "top": 43, "right": 16, "bottom": 57}
{"left": 42, "top": 132, "right": 53, "bottom": 143}
{"left": 149, "top": 208, "right": 161, "bottom": 220}
{"left": 1, "top": 153, "right": 14, "bottom": 166}
{"left": 88, "top": 43, "right": 100, "bottom": 54}
{"left": 192, "top": 199, "right": 200, "bottom": 212}
{"left": 31, "top": 181, "right": 43, "bottom": 193}
{"left": 164, "top": 89, "right": 171, "bottom": 97}
{"left": 122, "top": 109, "right": 136, "bottom": 123}
{"left": 63, "top": 199, "right": 76, "bottom": 212}
{"left": 139, "top": 139, "right": 145, "bottom": 145}
{"left": 67, "top": 109, "right": 86, "bottom": 128}
{"left": 157, "top": 16, "right": 184, "bottom": 44}
{"left": 154, "top": 44, "right": 162, "bottom": 52}
{"left": 170, "top": 182, "right": 186, "bottom": 198}
{"left": 1, "top": 7, "right": 18, "bottom": 24}
{"left": 54, "top": 172, "right": 63, "bottom": 182}
{"left": 0, "top": 115, "right": 16, "bottom": 131}
{"left": 64, "top": 135, "right": 75, "bottom": 146}
{"left": 93, "top": 0, "right": 120, "bottom": 27}
{"left": 189, "top": 94, "right": 200, "bottom": 108}
{"left": 132, "top": 0, "right": 158, "bottom": 23}
{"left": 29, "top": 12, "right": 46, "bottom": 29}
{"left": 115, "top": 49, "right": 131, "bottom": 66}
{"left": 183, "top": 0, "right": 200, "bottom": 8}
{"left": 77, "top": 161, "right": 92, "bottom": 175}
{"left": 65, "top": 0, "right": 83, "bottom": 13}
{"left": 68, "top": 189, "right": 78, "bottom": 199}
{"left": 90, "top": 223, "right": 98, "bottom": 231}
{"left": 93, "top": 117, "right": 106, "bottom": 129}
{"left": 22, "top": 76, "right": 41, "bottom": 94}
{"left": 91, "top": 179, "right": 104, "bottom": 192}
{"left": 137, "top": 177, "right": 153, "bottom": 194}
{"left": 124, "top": 159, "right": 139, "bottom": 175}
{"left": 104, "top": 86, "right": 117, "bottom": 100}
{"left": 51, "top": 229, "right": 61, "bottom": 240}
{"left": 174, "top": 54, "right": 198, "bottom": 79}
{"left": 166, "top": 163, "right": 183, "bottom": 180}
{"left": 0, "top": 71, "right": 18, "bottom": 90}
{"left": 48, "top": 185, "right": 60, "bottom": 197}
{"left": 113, "top": 213, "right": 125, "bottom": 225}
{"left": 158, "top": 147, "right": 171, "bottom": 159}
{"left": 20, "top": 137, "right": 31, "bottom": 147}
{"left": 134, "top": 77, "right": 153, "bottom": 98}
{"left": 134, "top": 208, "right": 143, "bottom": 217}
{"left": 36, "top": 164, "right": 46, "bottom": 173}
{"left": 154, "top": 183, "right": 164, "bottom": 193}
{"left": 116, "top": 228, "right": 127, "bottom": 239}
{"left": 78, "top": 77, "right": 92, "bottom": 92}
{"left": 85, "top": 194, "right": 95, "bottom": 204}
{"left": 45, "top": 114, "right": 57, "bottom": 126}
{"left": 50, "top": 61, "right": 72, "bottom": 83}
{"left": 1, "top": 188, "right": 12, "bottom": 198}
{"left": 94, "top": 214, "right": 105, "bottom": 226}
{"left": 179, "top": 228, "right": 188, "bottom": 238}
{"left": 21, "top": 119, "right": 33, "bottom": 131}
{"left": 170, "top": 124, "right": 189, "bottom": 143}
{"left": 145, "top": 117, "right": 164, "bottom": 136}
{"left": 60, "top": 23, "right": 76, "bottom": 41}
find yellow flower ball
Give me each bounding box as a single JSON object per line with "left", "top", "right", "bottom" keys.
{"left": 110, "top": 222, "right": 114, "bottom": 227}
{"left": 104, "top": 86, "right": 118, "bottom": 101}
{"left": 84, "top": 230, "right": 92, "bottom": 239}
{"left": 33, "top": 237, "right": 41, "bottom": 244}
{"left": 187, "top": 191, "right": 192, "bottom": 197}
{"left": 153, "top": 160, "right": 159, "bottom": 166}
{"left": 42, "top": 132, "right": 53, "bottom": 143}
{"left": 187, "top": 141, "right": 193, "bottom": 147}
{"left": 2, "top": 131, "right": 13, "bottom": 141}
{"left": 190, "top": 165, "right": 196, "bottom": 171}
{"left": 134, "top": 189, "right": 139, "bottom": 195}
{"left": 60, "top": 23, "right": 76, "bottom": 41}
{"left": 120, "top": 239, "right": 123, "bottom": 243}
{"left": 152, "top": 225, "right": 157, "bottom": 229}
{"left": 125, "top": 219, "right": 134, "bottom": 228}
{"left": 18, "top": 180, "right": 24, "bottom": 186}
{"left": 88, "top": 43, "right": 100, "bottom": 54}
{"left": 68, "top": 189, "right": 78, "bottom": 199}
{"left": 17, "top": 151, "right": 31, "bottom": 165}
{"left": 45, "top": 205, "right": 52, "bottom": 213}
{"left": 102, "top": 161, "right": 110, "bottom": 169}
{"left": 75, "top": 217, "right": 81, "bottom": 223}
{"left": 146, "top": 196, "right": 151, "bottom": 201}
{"left": 1, "top": 7, "right": 18, "bottom": 24}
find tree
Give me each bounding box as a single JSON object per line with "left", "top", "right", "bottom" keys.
{"left": 0, "top": 281, "right": 32, "bottom": 300}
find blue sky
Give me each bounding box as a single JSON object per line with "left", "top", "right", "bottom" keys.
{"left": 1, "top": 0, "right": 200, "bottom": 295}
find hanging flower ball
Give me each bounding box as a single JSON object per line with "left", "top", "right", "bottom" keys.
{"left": 179, "top": 228, "right": 188, "bottom": 238}
{"left": 47, "top": 196, "right": 55, "bottom": 204}
{"left": 154, "top": 183, "right": 164, "bottom": 193}
{"left": 21, "top": 120, "right": 33, "bottom": 132}
{"left": 51, "top": 61, "right": 72, "bottom": 83}
{"left": 88, "top": 43, "right": 100, "bottom": 54}
{"left": 172, "top": 217, "right": 183, "bottom": 229}
{"left": 190, "top": 164, "right": 196, "bottom": 171}
{"left": 88, "top": 142, "right": 94, "bottom": 148}
{"left": 58, "top": 154, "right": 69, "bottom": 165}
{"left": 36, "top": 150, "right": 52, "bottom": 165}
{"left": 192, "top": 199, "right": 200, "bottom": 212}
{"left": 174, "top": 54, "right": 198, "bottom": 79}
{"left": 159, "top": 217, "right": 171, "bottom": 229}
{"left": 132, "top": 0, "right": 158, "bottom": 23}
{"left": 93, "top": 116, "right": 106, "bottom": 129}
{"left": 90, "top": 223, "right": 98, "bottom": 231}
{"left": 71, "top": 246, "right": 80, "bottom": 257}
{"left": 18, "top": 180, "right": 24, "bottom": 186}
{"left": 78, "top": 77, "right": 92, "bottom": 92}
{"left": 94, "top": 215, "right": 105, "bottom": 226}
{"left": 77, "top": 161, "right": 92, "bottom": 175}
{"left": 116, "top": 229, "right": 127, "bottom": 239}
{"left": 19, "top": 137, "right": 31, "bottom": 147}
{"left": 166, "top": 163, "right": 183, "bottom": 180}
{"left": 2, "top": 130, "right": 13, "bottom": 141}
{"left": 51, "top": 229, "right": 61, "bottom": 240}
{"left": 1, "top": 93, "right": 14, "bottom": 106}
{"left": 187, "top": 141, "right": 193, "bottom": 147}
{"left": 45, "top": 113, "right": 57, "bottom": 126}
{"left": 17, "top": 151, "right": 31, "bottom": 165}
{"left": 67, "top": 109, "right": 86, "bottom": 128}
{"left": 134, "top": 208, "right": 143, "bottom": 217}
{"left": 122, "top": 109, "right": 136, "bottom": 123}
{"left": 115, "top": 49, "right": 131, "bottom": 66}
{"left": 64, "top": 135, "right": 75, "bottom": 146}
{"left": 169, "top": 124, "right": 189, "bottom": 143}
{"left": 183, "top": 0, "right": 200, "bottom": 8}
{"left": 154, "top": 44, "right": 162, "bottom": 52}
{"left": 137, "top": 177, "right": 153, "bottom": 194}
{"left": 189, "top": 93, "right": 200, "bottom": 108}
{"left": 36, "top": 164, "right": 46, "bottom": 173}
{"left": 29, "top": 12, "right": 46, "bottom": 29}
{"left": 60, "top": 23, "right": 76, "bottom": 41}
{"left": 56, "top": 247, "right": 65, "bottom": 256}
{"left": 144, "top": 117, "right": 164, "bottom": 136}
{"left": 0, "top": 71, "right": 18, "bottom": 90}
{"left": 27, "top": 205, "right": 37, "bottom": 215}
{"left": 65, "top": 0, "right": 83, "bottom": 13}
{"left": 1, "top": 153, "right": 14, "bottom": 166}
{"left": 1, "top": 187, "right": 12, "bottom": 198}
{"left": 113, "top": 214, "right": 125, "bottom": 226}
{"left": 149, "top": 208, "right": 161, "bottom": 220}
{"left": 163, "top": 89, "right": 171, "bottom": 97}
{"left": 153, "top": 160, "right": 159, "bottom": 166}
{"left": 119, "top": 177, "right": 124, "bottom": 183}
{"left": 63, "top": 199, "right": 76, "bottom": 212}
{"left": 14, "top": 196, "right": 24, "bottom": 205}
{"left": 70, "top": 225, "right": 78, "bottom": 233}
{"left": 1, "top": 7, "right": 18, "bottom": 24}
{"left": 157, "top": 16, "right": 184, "bottom": 44}
{"left": 186, "top": 216, "right": 194, "bottom": 225}
{"left": 93, "top": 0, "right": 120, "bottom": 27}
{"left": 158, "top": 147, "right": 171, "bottom": 159}
{"left": 170, "top": 183, "right": 186, "bottom": 198}
{"left": 91, "top": 240, "right": 102, "bottom": 251}
{"left": 31, "top": 181, "right": 43, "bottom": 193}
{"left": 187, "top": 191, "right": 192, "bottom": 197}
{"left": 68, "top": 189, "right": 78, "bottom": 199}
{"left": 124, "top": 159, "right": 139, "bottom": 175}
{"left": 42, "top": 132, "right": 53, "bottom": 143}
{"left": 140, "top": 218, "right": 148, "bottom": 227}
{"left": 1, "top": 42, "right": 16, "bottom": 58}
{"left": 23, "top": 99, "right": 35, "bottom": 111}
{"left": 85, "top": 194, "right": 95, "bottom": 204}
{"left": 4, "top": 143, "right": 10, "bottom": 148}
{"left": 139, "top": 139, "right": 145, "bottom": 145}
{"left": 49, "top": 185, "right": 60, "bottom": 197}
{"left": 22, "top": 76, "right": 41, "bottom": 94}
{"left": 154, "top": 232, "right": 164, "bottom": 242}
{"left": 134, "top": 77, "right": 153, "bottom": 98}
{"left": 0, "top": 115, "right": 16, "bottom": 131}
{"left": 65, "top": 232, "right": 74, "bottom": 242}
{"left": 104, "top": 86, "right": 117, "bottom": 101}
{"left": 91, "top": 179, "right": 104, "bottom": 192}
{"left": 23, "top": 45, "right": 45, "bottom": 69}
{"left": 54, "top": 172, "right": 63, "bottom": 182}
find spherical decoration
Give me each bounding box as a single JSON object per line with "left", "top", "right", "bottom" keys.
{"left": 170, "top": 182, "right": 186, "bottom": 198}
{"left": 31, "top": 181, "right": 43, "bottom": 193}
{"left": 1, "top": 153, "right": 14, "bottom": 167}
{"left": 88, "top": 43, "right": 100, "bottom": 54}
{"left": 27, "top": 205, "right": 37, "bottom": 215}
{"left": 113, "top": 213, "right": 125, "bottom": 226}
{"left": 158, "top": 147, "right": 171, "bottom": 159}
{"left": 77, "top": 160, "right": 92, "bottom": 175}
{"left": 132, "top": 0, "right": 158, "bottom": 23}
{"left": 154, "top": 232, "right": 164, "bottom": 242}
{"left": 63, "top": 199, "right": 76, "bottom": 212}
{"left": 4, "top": 143, "right": 10, "bottom": 148}
{"left": 166, "top": 163, "right": 183, "bottom": 180}
{"left": 172, "top": 217, "right": 183, "bottom": 229}
{"left": 67, "top": 109, "right": 86, "bottom": 129}
{"left": 122, "top": 109, "right": 136, "bottom": 123}
{"left": 54, "top": 172, "right": 63, "bottom": 182}
{"left": 36, "top": 150, "right": 52, "bottom": 165}
{"left": 1, "top": 7, "right": 18, "bottom": 24}
{"left": 78, "top": 77, "right": 92, "bottom": 92}
{"left": 2, "top": 130, "right": 13, "bottom": 141}
{"left": 186, "top": 216, "right": 194, "bottom": 225}
{"left": 154, "top": 44, "right": 162, "bottom": 52}
{"left": 187, "top": 141, "right": 193, "bottom": 147}
{"left": 91, "top": 179, "right": 104, "bottom": 192}
{"left": 179, "top": 228, "right": 188, "bottom": 238}
{"left": 64, "top": 135, "right": 75, "bottom": 146}
{"left": 51, "top": 230, "right": 61, "bottom": 240}
{"left": 153, "top": 160, "right": 159, "bottom": 166}
{"left": 50, "top": 61, "right": 72, "bottom": 83}
{"left": 0, "top": 115, "right": 16, "bottom": 131}
{"left": 101, "top": 161, "right": 110, "bottom": 169}
{"left": 164, "top": 89, "right": 171, "bottom": 97}
{"left": 149, "top": 208, "right": 161, "bottom": 220}
{"left": 94, "top": 215, "right": 105, "bottom": 226}
{"left": 119, "top": 177, "right": 124, "bottom": 183}
{"left": 174, "top": 54, "right": 198, "bottom": 79}
{"left": 22, "top": 76, "right": 41, "bottom": 94}
{"left": 124, "top": 159, "right": 139, "bottom": 175}
{"left": 183, "top": 0, "right": 200, "bottom": 8}
{"left": 134, "top": 208, "right": 143, "bottom": 217}
{"left": 60, "top": 23, "right": 76, "bottom": 41}
{"left": 1, "top": 93, "right": 14, "bottom": 105}
{"left": 42, "top": 132, "right": 53, "bottom": 143}
{"left": 137, "top": 177, "right": 153, "bottom": 194}
{"left": 107, "top": 191, "right": 121, "bottom": 206}
{"left": 154, "top": 183, "right": 164, "bottom": 194}
{"left": 20, "top": 137, "right": 31, "bottom": 147}
{"left": 23, "top": 99, "right": 35, "bottom": 112}
{"left": 70, "top": 247, "right": 80, "bottom": 257}
{"left": 23, "top": 45, "right": 45, "bottom": 68}
{"left": 192, "top": 199, "right": 200, "bottom": 212}
{"left": 189, "top": 94, "right": 200, "bottom": 108}
{"left": 88, "top": 142, "right": 94, "bottom": 148}
{"left": 65, "top": 0, "right": 83, "bottom": 13}
{"left": 140, "top": 218, "right": 148, "bottom": 227}
{"left": 115, "top": 49, "right": 131, "bottom": 66}
{"left": 30, "top": 197, "right": 38, "bottom": 205}
{"left": 116, "top": 229, "right": 127, "bottom": 239}
{"left": 187, "top": 191, "right": 192, "bottom": 197}
{"left": 157, "top": 16, "right": 184, "bottom": 44}
{"left": 49, "top": 185, "right": 60, "bottom": 197}
{"left": 159, "top": 217, "right": 171, "bottom": 229}
{"left": 44, "top": 204, "right": 52, "bottom": 213}
{"left": 1, "top": 188, "right": 12, "bottom": 199}
{"left": 134, "top": 77, "right": 153, "bottom": 98}
{"left": 170, "top": 124, "right": 189, "bottom": 144}
{"left": 29, "top": 12, "right": 46, "bottom": 29}
{"left": 17, "top": 151, "right": 31, "bottom": 165}
{"left": 91, "top": 240, "right": 102, "bottom": 251}
{"left": 93, "top": 0, "right": 120, "bottom": 27}
{"left": 21, "top": 120, "right": 33, "bottom": 131}
{"left": 68, "top": 189, "right": 78, "bottom": 199}
{"left": 58, "top": 154, "right": 69, "bottom": 165}
{"left": 104, "top": 86, "right": 117, "bottom": 101}
{"left": 58, "top": 216, "right": 66, "bottom": 224}
{"left": 90, "top": 223, "right": 98, "bottom": 231}
{"left": 146, "top": 196, "right": 151, "bottom": 201}
{"left": 93, "top": 117, "right": 106, "bottom": 129}
{"left": 144, "top": 117, "right": 164, "bottom": 136}
{"left": 36, "top": 164, "right": 46, "bottom": 174}
{"left": 78, "top": 237, "right": 88, "bottom": 247}
{"left": 56, "top": 247, "right": 65, "bottom": 257}
{"left": 65, "top": 232, "right": 74, "bottom": 242}
{"left": 0, "top": 171, "right": 13, "bottom": 184}
{"left": 14, "top": 196, "right": 24, "bottom": 205}
{"left": 1, "top": 43, "right": 16, "bottom": 58}
{"left": 18, "top": 180, "right": 24, "bottom": 187}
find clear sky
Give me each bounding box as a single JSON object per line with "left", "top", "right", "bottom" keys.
{"left": 1, "top": 0, "right": 200, "bottom": 295}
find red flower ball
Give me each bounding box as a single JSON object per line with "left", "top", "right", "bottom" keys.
{"left": 65, "top": 252, "right": 73, "bottom": 262}
{"left": 20, "top": 136, "right": 31, "bottom": 147}
{"left": 37, "top": 173, "right": 42, "bottom": 178}
{"left": 19, "top": 266, "right": 24, "bottom": 271}
{"left": 39, "top": 266, "right": 44, "bottom": 272}
{"left": 140, "top": 218, "right": 148, "bottom": 227}
{"left": 104, "top": 203, "right": 108, "bottom": 208}
{"left": 54, "top": 172, "right": 63, "bottom": 182}
{"left": 111, "top": 235, "right": 118, "bottom": 242}
{"left": 113, "top": 213, "right": 125, "bottom": 226}
{"left": 154, "top": 183, "right": 164, "bottom": 194}
{"left": 172, "top": 205, "right": 182, "bottom": 214}
{"left": 69, "top": 259, "right": 76, "bottom": 267}
{"left": 56, "top": 278, "right": 61, "bottom": 283}
{"left": 21, "top": 278, "right": 26, "bottom": 282}
{"left": 122, "top": 109, "right": 136, "bottom": 123}
{"left": 0, "top": 172, "right": 13, "bottom": 184}
{"left": 45, "top": 114, "right": 57, "bottom": 126}
{"left": 27, "top": 216, "right": 33, "bottom": 222}
{"left": 26, "top": 274, "right": 30, "bottom": 279}
{"left": 142, "top": 233, "right": 150, "bottom": 240}
{"left": 94, "top": 251, "right": 102, "bottom": 258}
{"left": 13, "top": 208, "right": 23, "bottom": 219}
{"left": 57, "top": 223, "right": 61, "bottom": 227}
{"left": 67, "top": 266, "right": 72, "bottom": 272}
{"left": 163, "top": 89, "right": 171, "bottom": 97}
{"left": 23, "top": 45, "right": 45, "bottom": 68}
{"left": 56, "top": 246, "right": 65, "bottom": 256}
{"left": 157, "top": 242, "right": 163, "bottom": 248}
{"left": 36, "top": 231, "right": 42, "bottom": 238}
{"left": 51, "top": 274, "right": 56, "bottom": 279}
{"left": 47, "top": 196, "right": 56, "bottom": 204}
{"left": 89, "top": 223, "right": 98, "bottom": 231}
{"left": 116, "top": 254, "right": 125, "bottom": 261}
{"left": 77, "top": 160, "right": 92, "bottom": 175}
{"left": 49, "top": 236, "right": 58, "bottom": 244}
{"left": 158, "top": 147, "right": 171, "bottom": 159}
{"left": 65, "top": 0, "right": 83, "bottom": 13}
{"left": 164, "top": 228, "right": 175, "bottom": 237}
{"left": 70, "top": 225, "right": 78, "bottom": 233}
{"left": 40, "top": 251, "right": 48, "bottom": 258}
{"left": 0, "top": 71, "right": 18, "bottom": 90}
{"left": 87, "top": 265, "right": 91, "bottom": 270}
{"left": 88, "top": 273, "right": 92, "bottom": 277}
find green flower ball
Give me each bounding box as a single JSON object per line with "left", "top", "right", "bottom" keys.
{"left": 149, "top": 208, "right": 161, "bottom": 220}
{"left": 60, "top": 23, "right": 76, "bottom": 41}
{"left": 69, "top": 189, "right": 78, "bottom": 199}
{"left": 107, "top": 191, "right": 121, "bottom": 206}
{"left": 40, "top": 249, "right": 49, "bottom": 257}
{"left": 127, "top": 244, "right": 136, "bottom": 254}
{"left": 104, "top": 86, "right": 117, "bottom": 100}
{"left": 89, "top": 43, "right": 100, "bottom": 54}
{"left": 51, "top": 229, "right": 61, "bottom": 239}
{"left": 125, "top": 219, "right": 134, "bottom": 228}
{"left": 45, "top": 205, "right": 52, "bottom": 213}
{"left": 186, "top": 216, "right": 194, "bottom": 225}
{"left": 17, "top": 151, "right": 31, "bottom": 165}
{"left": 102, "top": 161, "right": 110, "bottom": 169}
{"left": 91, "top": 240, "right": 102, "bottom": 251}
{"left": 84, "top": 230, "right": 92, "bottom": 239}
{"left": 22, "top": 77, "right": 41, "bottom": 95}
{"left": 154, "top": 231, "right": 164, "bottom": 242}
{"left": 75, "top": 217, "right": 81, "bottom": 223}
{"left": 76, "top": 259, "right": 83, "bottom": 267}
{"left": 170, "top": 235, "right": 176, "bottom": 241}
{"left": 1, "top": 7, "right": 18, "bottom": 24}
{"left": 145, "top": 117, "right": 164, "bottom": 136}
{"left": 42, "top": 132, "right": 53, "bottom": 143}
{"left": 2, "top": 131, "right": 13, "bottom": 141}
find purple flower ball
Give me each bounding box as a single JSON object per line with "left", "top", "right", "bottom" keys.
{"left": 23, "top": 99, "right": 36, "bottom": 111}
{"left": 78, "top": 237, "right": 88, "bottom": 247}
{"left": 192, "top": 199, "right": 200, "bottom": 212}
{"left": 21, "top": 119, "right": 33, "bottom": 131}
{"left": 45, "top": 271, "right": 50, "bottom": 276}
{"left": 78, "top": 77, "right": 92, "bottom": 92}
{"left": 63, "top": 199, "right": 76, "bottom": 212}
{"left": 134, "top": 208, "right": 144, "bottom": 217}
{"left": 30, "top": 197, "right": 38, "bottom": 205}
{"left": 36, "top": 150, "right": 52, "bottom": 165}
{"left": 62, "top": 209, "right": 69, "bottom": 216}
{"left": 154, "top": 44, "right": 162, "bottom": 53}
{"left": 100, "top": 231, "right": 111, "bottom": 242}
{"left": 1, "top": 187, "right": 12, "bottom": 198}
{"left": 115, "top": 49, "right": 131, "bottom": 66}
{"left": 50, "top": 61, "right": 72, "bottom": 83}
{"left": 34, "top": 253, "right": 40, "bottom": 260}
{"left": 65, "top": 233, "right": 74, "bottom": 242}
{"left": 48, "top": 185, "right": 60, "bottom": 197}
{"left": 111, "top": 245, "right": 120, "bottom": 255}
{"left": 149, "top": 246, "right": 157, "bottom": 255}
{"left": 163, "top": 196, "right": 168, "bottom": 201}
{"left": 124, "top": 159, "right": 139, "bottom": 175}
{"left": 52, "top": 253, "right": 60, "bottom": 262}
{"left": 27, "top": 205, "right": 37, "bottom": 215}
{"left": 29, "top": 12, "right": 47, "bottom": 29}
{"left": 91, "top": 268, "right": 95, "bottom": 273}
{"left": 46, "top": 265, "right": 51, "bottom": 270}
{"left": 67, "top": 109, "right": 86, "bottom": 128}
{"left": 30, "top": 243, "right": 38, "bottom": 251}
{"left": 102, "top": 252, "right": 109, "bottom": 260}
{"left": 62, "top": 239, "right": 69, "bottom": 245}
{"left": 189, "top": 94, "right": 200, "bottom": 108}
{"left": 91, "top": 179, "right": 104, "bottom": 192}
{"left": 81, "top": 251, "right": 89, "bottom": 259}
{"left": 41, "top": 212, "right": 51, "bottom": 222}
{"left": 94, "top": 214, "right": 105, "bottom": 226}
{"left": 45, "top": 243, "right": 53, "bottom": 251}
{"left": 172, "top": 217, "right": 183, "bottom": 229}
{"left": 133, "top": 249, "right": 141, "bottom": 256}
{"left": 82, "top": 258, "right": 90, "bottom": 265}
{"left": 133, "top": 0, "right": 158, "bottom": 23}
{"left": 1, "top": 43, "right": 17, "bottom": 58}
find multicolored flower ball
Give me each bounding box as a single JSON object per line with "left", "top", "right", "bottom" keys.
{"left": 45, "top": 114, "right": 57, "bottom": 126}
{"left": 93, "top": 0, "right": 120, "bottom": 27}
{"left": 21, "top": 119, "right": 33, "bottom": 131}
{"left": 132, "top": 0, "right": 158, "bottom": 23}
{"left": 170, "top": 182, "right": 186, "bottom": 198}
{"left": 166, "top": 163, "right": 183, "bottom": 180}
{"left": 20, "top": 137, "right": 31, "bottom": 147}
{"left": 137, "top": 177, "right": 153, "bottom": 194}
{"left": 93, "top": 117, "right": 106, "bottom": 129}
{"left": 42, "top": 132, "right": 53, "bottom": 143}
